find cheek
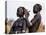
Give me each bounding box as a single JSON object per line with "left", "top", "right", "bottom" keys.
{"left": 35, "top": 8, "right": 38, "bottom": 11}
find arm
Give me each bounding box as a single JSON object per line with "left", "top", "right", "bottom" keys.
{"left": 31, "top": 15, "right": 39, "bottom": 25}
{"left": 25, "top": 18, "right": 32, "bottom": 27}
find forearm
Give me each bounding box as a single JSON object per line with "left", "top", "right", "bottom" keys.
{"left": 31, "top": 16, "right": 39, "bottom": 24}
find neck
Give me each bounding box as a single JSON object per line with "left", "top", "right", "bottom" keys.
{"left": 36, "top": 12, "right": 40, "bottom": 14}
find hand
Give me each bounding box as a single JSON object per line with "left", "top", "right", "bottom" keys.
{"left": 24, "top": 9, "right": 29, "bottom": 19}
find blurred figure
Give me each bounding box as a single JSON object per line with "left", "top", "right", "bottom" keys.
{"left": 29, "top": 4, "right": 42, "bottom": 32}
{"left": 9, "top": 7, "right": 31, "bottom": 34}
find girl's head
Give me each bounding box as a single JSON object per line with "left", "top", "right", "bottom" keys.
{"left": 33, "top": 4, "right": 42, "bottom": 14}
{"left": 17, "top": 7, "right": 25, "bottom": 17}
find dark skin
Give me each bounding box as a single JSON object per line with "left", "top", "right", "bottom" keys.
{"left": 29, "top": 4, "right": 42, "bottom": 32}
{"left": 17, "top": 7, "right": 25, "bottom": 17}
{"left": 18, "top": 8, "right": 24, "bottom": 17}
{"left": 17, "top": 7, "right": 29, "bottom": 18}
{"left": 9, "top": 7, "right": 31, "bottom": 33}
{"left": 24, "top": 9, "right": 29, "bottom": 19}
{"left": 17, "top": 7, "right": 31, "bottom": 29}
